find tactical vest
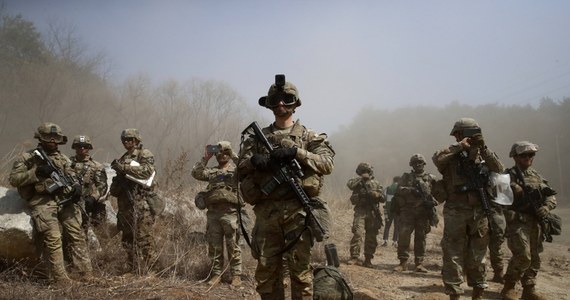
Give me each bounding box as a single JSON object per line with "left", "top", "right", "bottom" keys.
{"left": 204, "top": 167, "right": 239, "bottom": 206}
{"left": 248, "top": 121, "right": 323, "bottom": 202}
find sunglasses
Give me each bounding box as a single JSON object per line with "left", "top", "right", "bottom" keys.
{"left": 75, "top": 143, "right": 91, "bottom": 149}
{"left": 518, "top": 153, "right": 535, "bottom": 158}
{"left": 265, "top": 93, "right": 297, "bottom": 108}
{"left": 121, "top": 137, "right": 136, "bottom": 142}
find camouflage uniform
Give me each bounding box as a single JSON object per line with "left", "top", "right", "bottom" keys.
{"left": 191, "top": 141, "right": 242, "bottom": 282}
{"left": 346, "top": 163, "right": 384, "bottom": 267}
{"left": 110, "top": 129, "right": 158, "bottom": 273}
{"left": 239, "top": 119, "right": 334, "bottom": 300}
{"left": 69, "top": 135, "right": 108, "bottom": 231}
{"left": 487, "top": 202, "right": 506, "bottom": 282}
{"left": 432, "top": 118, "right": 504, "bottom": 299}
{"left": 9, "top": 123, "right": 92, "bottom": 284}
{"left": 393, "top": 155, "right": 437, "bottom": 271}
{"left": 501, "top": 141, "right": 555, "bottom": 300}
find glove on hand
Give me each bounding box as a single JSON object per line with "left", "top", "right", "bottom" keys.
{"left": 250, "top": 154, "right": 270, "bottom": 170}
{"left": 536, "top": 206, "right": 550, "bottom": 219}
{"left": 36, "top": 165, "right": 55, "bottom": 178}
{"left": 470, "top": 134, "right": 485, "bottom": 149}
{"left": 70, "top": 183, "right": 83, "bottom": 203}
{"left": 84, "top": 196, "right": 97, "bottom": 210}
{"left": 270, "top": 147, "right": 297, "bottom": 163}
{"left": 111, "top": 159, "right": 124, "bottom": 173}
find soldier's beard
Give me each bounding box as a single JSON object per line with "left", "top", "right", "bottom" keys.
{"left": 272, "top": 106, "right": 295, "bottom": 118}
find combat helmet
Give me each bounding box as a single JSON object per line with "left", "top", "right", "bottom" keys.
{"left": 356, "top": 162, "right": 373, "bottom": 176}
{"left": 72, "top": 135, "right": 93, "bottom": 149}
{"left": 217, "top": 141, "right": 233, "bottom": 153}
{"left": 258, "top": 74, "right": 302, "bottom": 108}
{"left": 34, "top": 122, "right": 68, "bottom": 144}
{"left": 509, "top": 141, "right": 539, "bottom": 157}
{"left": 449, "top": 117, "right": 480, "bottom": 136}
{"left": 409, "top": 153, "right": 426, "bottom": 166}
{"left": 121, "top": 128, "right": 142, "bottom": 142}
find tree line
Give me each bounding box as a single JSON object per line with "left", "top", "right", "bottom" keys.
{"left": 1, "top": 11, "right": 568, "bottom": 203}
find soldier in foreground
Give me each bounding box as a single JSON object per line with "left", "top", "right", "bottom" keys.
{"left": 69, "top": 135, "right": 108, "bottom": 245}
{"left": 346, "top": 162, "right": 384, "bottom": 268}
{"left": 110, "top": 128, "right": 160, "bottom": 274}
{"left": 9, "top": 123, "right": 92, "bottom": 285}
{"left": 392, "top": 154, "right": 438, "bottom": 273}
{"left": 238, "top": 74, "right": 334, "bottom": 299}
{"left": 501, "top": 141, "right": 557, "bottom": 300}
{"left": 432, "top": 118, "right": 504, "bottom": 300}
{"left": 191, "top": 141, "right": 242, "bottom": 286}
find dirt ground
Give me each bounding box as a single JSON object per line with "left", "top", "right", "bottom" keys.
{"left": 0, "top": 207, "right": 569, "bottom": 299}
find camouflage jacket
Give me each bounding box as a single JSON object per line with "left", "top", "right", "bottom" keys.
{"left": 432, "top": 145, "right": 504, "bottom": 207}
{"left": 110, "top": 147, "right": 155, "bottom": 196}
{"left": 394, "top": 171, "right": 436, "bottom": 211}
{"left": 347, "top": 177, "right": 385, "bottom": 212}
{"left": 238, "top": 119, "right": 334, "bottom": 202}
{"left": 506, "top": 166, "right": 556, "bottom": 215}
{"left": 70, "top": 155, "right": 108, "bottom": 201}
{"left": 9, "top": 146, "right": 76, "bottom": 206}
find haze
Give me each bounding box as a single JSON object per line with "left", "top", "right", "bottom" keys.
{"left": 6, "top": 0, "right": 570, "bottom": 134}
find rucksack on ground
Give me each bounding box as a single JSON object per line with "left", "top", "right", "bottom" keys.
{"left": 313, "top": 265, "right": 353, "bottom": 300}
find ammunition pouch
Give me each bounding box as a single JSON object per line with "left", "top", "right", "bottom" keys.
{"left": 204, "top": 186, "right": 238, "bottom": 206}
{"left": 145, "top": 190, "right": 165, "bottom": 216}
{"left": 240, "top": 175, "right": 264, "bottom": 205}
{"left": 546, "top": 213, "right": 562, "bottom": 236}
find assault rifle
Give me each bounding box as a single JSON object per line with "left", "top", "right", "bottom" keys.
{"left": 513, "top": 167, "right": 555, "bottom": 243}
{"left": 33, "top": 147, "right": 79, "bottom": 206}
{"left": 359, "top": 179, "right": 383, "bottom": 229}
{"left": 457, "top": 152, "right": 493, "bottom": 230}
{"left": 242, "top": 121, "right": 325, "bottom": 236}
{"left": 413, "top": 179, "right": 437, "bottom": 226}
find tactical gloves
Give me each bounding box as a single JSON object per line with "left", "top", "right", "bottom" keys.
{"left": 270, "top": 147, "right": 297, "bottom": 163}
{"left": 536, "top": 206, "right": 550, "bottom": 219}
{"left": 36, "top": 164, "right": 55, "bottom": 178}
{"left": 111, "top": 159, "right": 125, "bottom": 173}
{"left": 84, "top": 196, "right": 97, "bottom": 210}
{"left": 250, "top": 154, "right": 270, "bottom": 170}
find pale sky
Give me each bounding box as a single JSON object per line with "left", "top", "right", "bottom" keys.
{"left": 6, "top": 0, "right": 570, "bottom": 134}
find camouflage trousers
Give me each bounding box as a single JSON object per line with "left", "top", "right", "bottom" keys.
{"left": 441, "top": 205, "right": 489, "bottom": 296}
{"left": 503, "top": 210, "right": 543, "bottom": 286}
{"left": 488, "top": 204, "right": 506, "bottom": 273}
{"left": 349, "top": 210, "right": 379, "bottom": 259}
{"left": 206, "top": 209, "right": 242, "bottom": 276}
{"left": 117, "top": 191, "right": 157, "bottom": 273}
{"left": 397, "top": 210, "right": 430, "bottom": 265}
{"left": 252, "top": 198, "right": 313, "bottom": 300}
{"left": 31, "top": 200, "right": 92, "bottom": 280}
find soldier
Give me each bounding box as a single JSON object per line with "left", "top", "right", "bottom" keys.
{"left": 501, "top": 141, "right": 556, "bottom": 300}
{"left": 238, "top": 74, "right": 335, "bottom": 300}
{"left": 191, "top": 141, "right": 242, "bottom": 286}
{"left": 382, "top": 176, "right": 400, "bottom": 247}
{"left": 392, "top": 154, "right": 438, "bottom": 273}
{"left": 346, "top": 163, "right": 385, "bottom": 268}
{"left": 432, "top": 117, "right": 504, "bottom": 300}
{"left": 69, "top": 135, "right": 108, "bottom": 242}
{"left": 9, "top": 122, "right": 93, "bottom": 285}
{"left": 109, "top": 128, "right": 160, "bottom": 274}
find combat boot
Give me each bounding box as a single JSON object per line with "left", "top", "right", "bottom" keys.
{"left": 521, "top": 285, "right": 547, "bottom": 300}
{"left": 491, "top": 269, "right": 505, "bottom": 283}
{"left": 415, "top": 264, "right": 428, "bottom": 273}
{"left": 471, "top": 287, "right": 484, "bottom": 300}
{"left": 393, "top": 260, "right": 407, "bottom": 272}
{"left": 363, "top": 257, "right": 373, "bottom": 268}
{"left": 501, "top": 280, "right": 518, "bottom": 300}
{"left": 231, "top": 275, "right": 242, "bottom": 286}
{"left": 207, "top": 274, "right": 220, "bottom": 284}
{"left": 346, "top": 257, "right": 359, "bottom": 265}
{"left": 449, "top": 294, "right": 460, "bottom": 300}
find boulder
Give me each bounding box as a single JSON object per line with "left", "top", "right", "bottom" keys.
{"left": 0, "top": 187, "right": 38, "bottom": 261}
